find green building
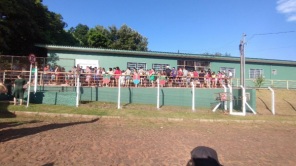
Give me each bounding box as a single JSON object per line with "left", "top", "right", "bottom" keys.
{"left": 38, "top": 44, "right": 296, "bottom": 89}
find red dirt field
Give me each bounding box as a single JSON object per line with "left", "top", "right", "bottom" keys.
{"left": 1, "top": 116, "right": 296, "bottom": 166}
{"left": 1, "top": 89, "right": 296, "bottom": 165}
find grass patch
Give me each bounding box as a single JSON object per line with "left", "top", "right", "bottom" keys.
{"left": 1, "top": 101, "right": 295, "bottom": 123}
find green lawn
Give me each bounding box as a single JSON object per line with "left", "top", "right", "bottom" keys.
{"left": 1, "top": 101, "right": 295, "bottom": 123}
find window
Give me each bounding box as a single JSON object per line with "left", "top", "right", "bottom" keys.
{"left": 152, "top": 63, "right": 169, "bottom": 72}
{"left": 185, "top": 61, "right": 194, "bottom": 66}
{"left": 220, "top": 67, "right": 235, "bottom": 77}
{"left": 177, "top": 60, "right": 210, "bottom": 71}
{"left": 127, "top": 62, "right": 146, "bottom": 70}
{"left": 249, "top": 69, "right": 263, "bottom": 79}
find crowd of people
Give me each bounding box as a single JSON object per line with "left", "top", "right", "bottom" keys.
{"left": 0, "top": 64, "right": 233, "bottom": 106}
{"left": 39, "top": 64, "right": 233, "bottom": 88}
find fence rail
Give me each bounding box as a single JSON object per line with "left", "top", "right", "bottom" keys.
{"left": 1, "top": 70, "right": 296, "bottom": 89}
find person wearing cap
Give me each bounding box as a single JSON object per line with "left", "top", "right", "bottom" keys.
{"left": 188, "top": 146, "right": 222, "bottom": 166}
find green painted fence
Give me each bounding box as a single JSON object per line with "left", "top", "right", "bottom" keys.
{"left": 20, "top": 86, "right": 256, "bottom": 111}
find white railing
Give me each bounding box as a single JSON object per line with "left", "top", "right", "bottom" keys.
{"left": 1, "top": 70, "right": 296, "bottom": 89}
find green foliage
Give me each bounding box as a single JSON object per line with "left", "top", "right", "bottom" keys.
{"left": 70, "top": 24, "right": 148, "bottom": 51}
{"left": 0, "top": 0, "right": 78, "bottom": 56}
{"left": 203, "top": 52, "right": 231, "bottom": 56}
{"left": 214, "top": 52, "right": 222, "bottom": 56}
{"left": 87, "top": 26, "right": 111, "bottom": 48}
{"left": 0, "top": 0, "right": 148, "bottom": 56}
{"left": 224, "top": 52, "right": 231, "bottom": 56}
{"left": 47, "top": 53, "right": 59, "bottom": 66}
{"left": 69, "top": 24, "right": 89, "bottom": 46}
{"left": 254, "top": 75, "right": 265, "bottom": 88}
{"left": 109, "top": 24, "right": 148, "bottom": 51}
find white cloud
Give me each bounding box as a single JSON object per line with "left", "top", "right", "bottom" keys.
{"left": 287, "top": 15, "right": 296, "bottom": 21}
{"left": 276, "top": 0, "right": 296, "bottom": 22}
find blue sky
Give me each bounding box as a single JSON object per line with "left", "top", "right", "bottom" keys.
{"left": 43, "top": 0, "right": 296, "bottom": 61}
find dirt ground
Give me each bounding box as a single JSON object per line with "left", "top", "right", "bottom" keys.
{"left": 1, "top": 89, "right": 296, "bottom": 166}
{"left": 0, "top": 116, "right": 296, "bottom": 166}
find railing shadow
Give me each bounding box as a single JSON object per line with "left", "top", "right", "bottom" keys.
{"left": 42, "top": 162, "right": 54, "bottom": 166}
{"left": 283, "top": 99, "right": 296, "bottom": 111}
{"left": 258, "top": 97, "right": 271, "bottom": 113}
{"left": 0, "top": 118, "right": 99, "bottom": 142}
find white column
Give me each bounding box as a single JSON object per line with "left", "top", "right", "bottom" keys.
{"left": 117, "top": 78, "right": 121, "bottom": 109}
{"left": 228, "top": 84, "right": 233, "bottom": 113}
{"left": 76, "top": 75, "right": 80, "bottom": 107}
{"left": 34, "top": 66, "right": 38, "bottom": 93}
{"left": 287, "top": 81, "right": 289, "bottom": 90}
{"left": 192, "top": 82, "right": 195, "bottom": 112}
{"left": 268, "top": 87, "right": 275, "bottom": 115}
{"left": 26, "top": 63, "right": 33, "bottom": 108}
{"left": 241, "top": 85, "right": 246, "bottom": 116}
{"left": 157, "top": 79, "right": 160, "bottom": 110}
{"left": 222, "top": 85, "right": 227, "bottom": 111}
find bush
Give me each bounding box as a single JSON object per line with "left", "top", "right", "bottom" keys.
{"left": 254, "top": 75, "right": 265, "bottom": 88}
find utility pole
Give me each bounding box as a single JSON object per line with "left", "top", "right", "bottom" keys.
{"left": 239, "top": 33, "right": 246, "bottom": 87}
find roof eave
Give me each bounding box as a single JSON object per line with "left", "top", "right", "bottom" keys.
{"left": 36, "top": 44, "right": 296, "bottom": 66}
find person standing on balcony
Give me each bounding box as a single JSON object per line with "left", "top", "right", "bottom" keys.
{"left": 43, "top": 64, "right": 50, "bottom": 85}
{"left": 228, "top": 70, "right": 233, "bottom": 86}
{"left": 54, "top": 66, "right": 60, "bottom": 84}
{"left": 199, "top": 70, "right": 205, "bottom": 88}
{"left": 114, "top": 67, "right": 122, "bottom": 86}
{"left": 124, "top": 67, "right": 131, "bottom": 86}
{"left": 85, "top": 66, "right": 92, "bottom": 86}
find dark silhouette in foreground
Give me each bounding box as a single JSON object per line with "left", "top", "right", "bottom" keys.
{"left": 187, "top": 146, "right": 222, "bottom": 166}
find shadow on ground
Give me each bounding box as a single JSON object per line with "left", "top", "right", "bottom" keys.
{"left": 0, "top": 118, "right": 99, "bottom": 142}
{"left": 0, "top": 101, "right": 15, "bottom": 118}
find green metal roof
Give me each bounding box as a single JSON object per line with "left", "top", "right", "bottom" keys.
{"left": 36, "top": 44, "right": 296, "bottom": 66}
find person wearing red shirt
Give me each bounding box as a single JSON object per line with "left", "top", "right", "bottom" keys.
{"left": 114, "top": 67, "right": 122, "bottom": 86}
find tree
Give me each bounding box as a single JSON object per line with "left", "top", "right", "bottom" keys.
{"left": 0, "top": 0, "right": 148, "bottom": 55}
{"left": 214, "top": 52, "right": 222, "bottom": 56}
{"left": 224, "top": 52, "right": 231, "bottom": 57}
{"left": 87, "top": 26, "right": 111, "bottom": 48}
{"left": 83, "top": 24, "right": 148, "bottom": 51}
{"left": 0, "top": 0, "right": 78, "bottom": 56}
{"left": 203, "top": 52, "right": 232, "bottom": 56}
{"left": 109, "top": 24, "right": 148, "bottom": 51}
{"left": 69, "top": 24, "right": 89, "bottom": 46}
{"left": 0, "top": 0, "right": 41, "bottom": 55}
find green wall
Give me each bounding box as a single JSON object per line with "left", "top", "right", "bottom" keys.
{"left": 211, "top": 61, "right": 296, "bottom": 80}
{"left": 210, "top": 61, "right": 240, "bottom": 78}
{"left": 49, "top": 51, "right": 178, "bottom": 71}
{"left": 27, "top": 86, "right": 256, "bottom": 112}
{"left": 51, "top": 51, "right": 296, "bottom": 82}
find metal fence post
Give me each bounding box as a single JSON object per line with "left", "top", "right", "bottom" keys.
{"left": 117, "top": 78, "right": 121, "bottom": 109}
{"left": 268, "top": 87, "right": 275, "bottom": 115}
{"left": 157, "top": 79, "right": 160, "bottom": 110}
{"left": 191, "top": 82, "right": 195, "bottom": 112}
{"left": 287, "top": 81, "right": 289, "bottom": 90}
{"left": 3, "top": 71, "right": 5, "bottom": 83}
